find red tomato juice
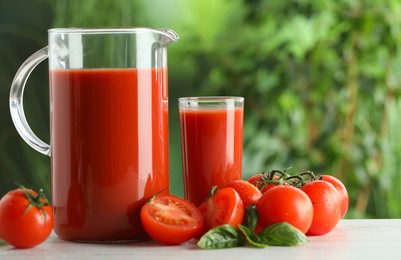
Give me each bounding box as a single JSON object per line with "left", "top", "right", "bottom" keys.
{"left": 179, "top": 107, "right": 243, "bottom": 206}
{"left": 49, "top": 68, "right": 169, "bottom": 241}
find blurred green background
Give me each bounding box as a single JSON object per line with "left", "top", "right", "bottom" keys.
{"left": 1, "top": 0, "right": 401, "bottom": 218}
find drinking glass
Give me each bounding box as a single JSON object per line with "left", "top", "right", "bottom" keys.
{"left": 178, "top": 97, "right": 244, "bottom": 206}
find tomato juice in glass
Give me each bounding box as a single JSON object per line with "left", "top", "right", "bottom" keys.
{"left": 179, "top": 97, "right": 244, "bottom": 206}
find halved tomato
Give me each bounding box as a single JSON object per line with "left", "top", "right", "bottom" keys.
{"left": 198, "top": 187, "right": 244, "bottom": 236}
{"left": 140, "top": 194, "right": 203, "bottom": 245}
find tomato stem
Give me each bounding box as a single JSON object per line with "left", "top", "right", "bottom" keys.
{"left": 297, "top": 171, "right": 317, "bottom": 181}
{"left": 284, "top": 175, "right": 306, "bottom": 188}
{"left": 17, "top": 184, "right": 50, "bottom": 222}
{"left": 256, "top": 168, "right": 321, "bottom": 189}
{"left": 269, "top": 169, "right": 290, "bottom": 180}
{"left": 149, "top": 189, "right": 168, "bottom": 202}
{"left": 209, "top": 186, "right": 219, "bottom": 197}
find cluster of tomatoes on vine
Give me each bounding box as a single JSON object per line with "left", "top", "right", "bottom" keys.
{"left": 140, "top": 168, "right": 349, "bottom": 246}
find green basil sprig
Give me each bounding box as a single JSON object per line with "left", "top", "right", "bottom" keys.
{"left": 257, "top": 222, "right": 308, "bottom": 246}
{"left": 238, "top": 225, "right": 268, "bottom": 248}
{"left": 197, "top": 205, "right": 308, "bottom": 249}
{"left": 239, "top": 222, "right": 308, "bottom": 248}
{"left": 197, "top": 224, "right": 245, "bottom": 249}
{"left": 242, "top": 205, "right": 258, "bottom": 233}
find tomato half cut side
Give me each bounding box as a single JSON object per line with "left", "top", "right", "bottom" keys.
{"left": 198, "top": 187, "right": 244, "bottom": 236}
{"left": 140, "top": 194, "right": 204, "bottom": 245}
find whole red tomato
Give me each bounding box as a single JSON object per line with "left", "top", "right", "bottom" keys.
{"left": 227, "top": 180, "right": 262, "bottom": 207}
{"left": 247, "top": 171, "right": 288, "bottom": 194}
{"left": 321, "top": 174, "right": 349, "bottom": 218}
{"left": 0, "top": 186, "right": 54, "bottom": 248}
{"left": 256, "top": 185, "right": 313, "bottom": 234}
{"left": 246, "top": 173, "right": 266, "bottom": 189}
{"left": 140, "top": 194, "right": 203, "bottom": 245}
{"left": 301, "top": 180, "right": 341, "bottom": 236}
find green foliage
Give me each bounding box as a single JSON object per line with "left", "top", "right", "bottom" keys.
{"left": 49, "top": 0, "right": 145, "bottom": 27}
{"left": 150, "top": 0, "right": 401, "bottom": 218}
{"left": 1, "top": 0, "right": 401, "bottom": 218}
{"left": 0, "top": 0, "right": 52, "bottom": 196}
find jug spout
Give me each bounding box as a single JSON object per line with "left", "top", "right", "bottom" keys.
{"left": 158, "top": 28, "right": 179, "bottom": 44}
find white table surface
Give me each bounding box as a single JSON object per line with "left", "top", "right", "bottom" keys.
{"left": 1, "top": 219, "right": 400, "bottom": 260}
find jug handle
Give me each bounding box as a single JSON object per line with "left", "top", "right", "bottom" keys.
{"left": 9, "top": 47, "right": 50, "bottom": 156}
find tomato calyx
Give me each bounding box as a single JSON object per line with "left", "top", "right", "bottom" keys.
{"left": 147, "top": 189, "right": 168, "bottom": 203}
{"left": 250, "top": 169, "right": 338, "bottom": 190}
{"left": 286, "top": 171, "right": 337, "bottom": 188}
{"left": 255, "top": 168, "right": 306, "bottom": 191}
{"left": 208, "top": 186, "right": 219, "bottom": 198}
{"left": 19, "top": 184, "right": 50, "bottom": 221}
{"left": 257, "top": 169, "right": 287, "bottom": 185}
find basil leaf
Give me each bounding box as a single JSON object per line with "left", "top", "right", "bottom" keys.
{"left": 242, "top": 205, "right": 258, "bottom": 232}
{"left": 0, "top": 239, "right": 6, "bottom": 246}
{"left": 258, "top": 222, "right": 308, "bottom": 246}
{"left": 238, "top": 224, "right": 268, "bottom": 248}
{"left": 197, "top": 224, "right": 245, "bottom": 249}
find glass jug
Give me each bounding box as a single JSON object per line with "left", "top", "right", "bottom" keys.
{"left": 9, "top": 28, "right": 178, "bottom": 242}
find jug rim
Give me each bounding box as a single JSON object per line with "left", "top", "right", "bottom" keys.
{"left": 48, "top": 27, "right": 179, "bottom": 41}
